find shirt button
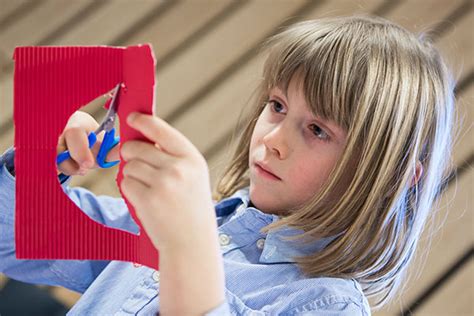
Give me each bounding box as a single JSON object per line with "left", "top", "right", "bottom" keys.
{"left": 219, "top": 233, "right": 231, "bottom": 246}
{"left": 152, "top": 271, "right": 160, "bottom": 282}
{"left": 256, "top": 238, "right": 265, "bottom": 249}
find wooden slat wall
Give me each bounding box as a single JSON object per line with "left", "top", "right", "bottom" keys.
{"left": 0, "top": 0, "right": 472, "bottom": 314}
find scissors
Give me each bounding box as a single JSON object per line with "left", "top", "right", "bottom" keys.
{"left": 57, "top": 83, "right": 122, "bottom": 182}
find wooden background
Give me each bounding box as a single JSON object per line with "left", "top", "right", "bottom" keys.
{"left": 0, "top": 0, "right": 472, "bottom": 315}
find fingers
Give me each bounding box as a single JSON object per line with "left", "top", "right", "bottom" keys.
{"left": 122, "top": 159, "right": 156, "bottom": 187}
{"left": 57, "top": 128, "right": 95, "bottom": 175}
{"left": 120, "top": 176, "right": 151, "bottom": 219}
{"left": 126, "top": 112, "right": 194, "bottom": 157}
{"left": 121, "top": 140, "right": 172, "bottom": 169}
{"left": 64, "top": 128, "right": 95, "bottom": 168}
{"left": 57, "top": 111, "right": 101, "bottom": 175}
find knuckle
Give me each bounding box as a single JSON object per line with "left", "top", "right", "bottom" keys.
{"left": 129, "top": 159, "right": 141, "bottom": 171}
{"left": 123, "top": 161, "right": 133, "bottom": 175}
{"left": 168, "top": 164, "right": 184, "bottom": 179}
{"left": 122, "top": 177, "right": 135, "bottom": 194}
{"left": 60, "top": 162, "right": 78, "bottom": 175}
{"left": 123, "top": 159, "right": 142, "bottom": 176}
{"left": 189, "top": 154, "right": 208, "bottom": 174}
{"left": 196, "top": 154, "right": 208, "bottom": 169}
{"left": 62, "top": 128, "right": 74, "bottom": 140}
{"left": 64, "top": 126, "right": 82, "bottom": 136}
{"left": 158, "top": 176, "right": 174, "bottom": 194}
{"left": 137, "top": 145, "right": 149, "bottom": 157}
{"left": 121, "top": 176, "right": 129, "bottom": 187}
{"left": 121, "top": 142, "right": 141, "bottom": 158}
{"left": 148, "top": 192, "right": 160, "bottom": 207}
{"left": 121, "top": 144, "right": 132, "bottom": 159}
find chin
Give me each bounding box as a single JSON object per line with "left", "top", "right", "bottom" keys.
{"left": 249, "top": 183, "right": 278, "bottom": 214}
{"left": 250, "top": 183, "right": 295, "bottom": 216}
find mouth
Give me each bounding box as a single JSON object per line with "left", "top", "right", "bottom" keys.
{"left": 254, "top": 162, "right": 281, "bottom": 181}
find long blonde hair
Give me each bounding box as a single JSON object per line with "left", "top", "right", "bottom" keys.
{"left": 213, "top": 14, "right": 458, "bottom": 310}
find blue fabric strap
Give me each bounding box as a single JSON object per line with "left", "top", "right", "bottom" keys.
{"left": 0, "top": 146, "right": 70, "bottom": 184}
{"left": 0, "top": 146, "right": 15, "bottom": 177}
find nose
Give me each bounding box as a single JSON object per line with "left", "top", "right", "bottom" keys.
{"left": 262, "top": 124, "right": 290, "bottom": 159}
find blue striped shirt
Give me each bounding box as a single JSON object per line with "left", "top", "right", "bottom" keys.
{"left": 0, "top": 148, "right": 371, "bottom": 315}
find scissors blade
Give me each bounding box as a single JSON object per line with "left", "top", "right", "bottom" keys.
{"left": 95, "top": 83, "right": 122, "bottom": 134}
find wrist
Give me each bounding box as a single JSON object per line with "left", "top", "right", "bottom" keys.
{"left": 159, "top": 234, "right": 225, "bottom": 315}
{"left": 158, "top": 205, "right": 219, "bottom": 253}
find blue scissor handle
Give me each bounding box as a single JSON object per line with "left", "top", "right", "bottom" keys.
{"left": 97, "top": 127, "right": 120, "bottom": 168}
{"left": 56, "top": 130, "right": 120, "bottom": 168}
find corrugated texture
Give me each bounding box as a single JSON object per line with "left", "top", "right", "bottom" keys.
{"left": 13, "top": 45, "right": 159, "bottom": 270}
{"left": 0, "top": 0, "right": 471, "bottom": 314}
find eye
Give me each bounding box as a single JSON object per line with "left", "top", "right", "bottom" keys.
{"left": 267, "top": 99, "right": 331, "bottom": 142}
{"left": 309, "top": 124, "right": 330, "bottom": 142}
{"left": 267, "top": 99, "right": 286, "bottom": 113}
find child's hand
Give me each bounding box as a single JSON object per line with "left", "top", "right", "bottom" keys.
{"left": 56, "top": 111, "right": 120, "bottom": 176}
{"left": 120, "top": 112, "right": 217, "bottom": 252}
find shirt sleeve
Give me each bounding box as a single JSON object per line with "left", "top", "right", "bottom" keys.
{"left": 272, "top": 291, "right": 369, "bottom": 315}
{"left": 217, "top": 288, "right": 369, "bottom": 315}
{"left": 204, "top": 300, "right": 232, "bottom": 316}
{"left": 285, "top": 299, "right": 369, "bottom": 315}
{"left": 0, "top": 146, "right": 138, "bottom": 293}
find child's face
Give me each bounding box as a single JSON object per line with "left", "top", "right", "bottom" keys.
{"left": 248, "top": 75, "right": 351, "bottom": 215}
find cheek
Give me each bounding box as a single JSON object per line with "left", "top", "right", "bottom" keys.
{"left": 292, "top": 163, "right": 322, "bottom": 187}
{"left": 287, "top": 159, "right": 333, "bottom": 200}
{"left": 249, "top": 119, "right": 265, "bottom": 150}
{"left": 249, "top": 130, "right": 257, "bottom": 154}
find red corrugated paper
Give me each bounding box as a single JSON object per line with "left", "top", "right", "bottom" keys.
{"left": 13, "top": 45, "right": 159, "bottom": 270}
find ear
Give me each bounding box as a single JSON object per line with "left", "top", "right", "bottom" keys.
{"left": 410, "top": 160, "right": 423, "bottom": 187}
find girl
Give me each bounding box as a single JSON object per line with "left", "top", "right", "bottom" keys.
{"left": 0, "top": 14, "right": 457, "bottom": 315}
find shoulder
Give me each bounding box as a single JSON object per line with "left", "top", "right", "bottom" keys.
{"left": 225, "top": 274, "right": 371, "bottom": 315}
{"left": 281, "top": 277, "right": 371, "bottom": 315}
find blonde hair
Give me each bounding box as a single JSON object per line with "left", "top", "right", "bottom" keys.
{"left": 213, "top": 14, "right": 458, "bottom": 311}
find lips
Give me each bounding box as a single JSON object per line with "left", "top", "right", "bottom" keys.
{"left": 255, "top": 162, "right": 281, "bottom": 180}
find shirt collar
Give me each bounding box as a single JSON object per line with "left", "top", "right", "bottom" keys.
{"left": 214, "top": 187, "right": 339, "bottom": 264}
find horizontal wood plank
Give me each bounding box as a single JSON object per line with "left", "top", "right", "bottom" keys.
{"left": 385, "top": 0, "right": 466, "bottom": 34}
{"left": 0, "top": 0, "right": 166, "bottom": 132}
{"left": 435, "top": 6, "right": 473, "bottom": 82}
{"left": 0, "top": 1, "right": 471, "bottom": 314}
{"left": 0, "top": 0, "right": 95, "bottom": 64}
{"left": 382, "top": 167, "right": 473, "bottom": 314}
{"left": 120, "top": 0, "right": 234, "bottom": 61}
{"left": 0, "top": 0, "right": 31, "bottom": 23}
{"left": 417, "top": 258, "right": 473, "bottom": 316}
{"left": 46, "top": 0, "right": 165, "bottom": 45}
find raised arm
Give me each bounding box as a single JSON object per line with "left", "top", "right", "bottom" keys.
{"left": 0, "top": 146, "right": 136, "bottom": 293}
